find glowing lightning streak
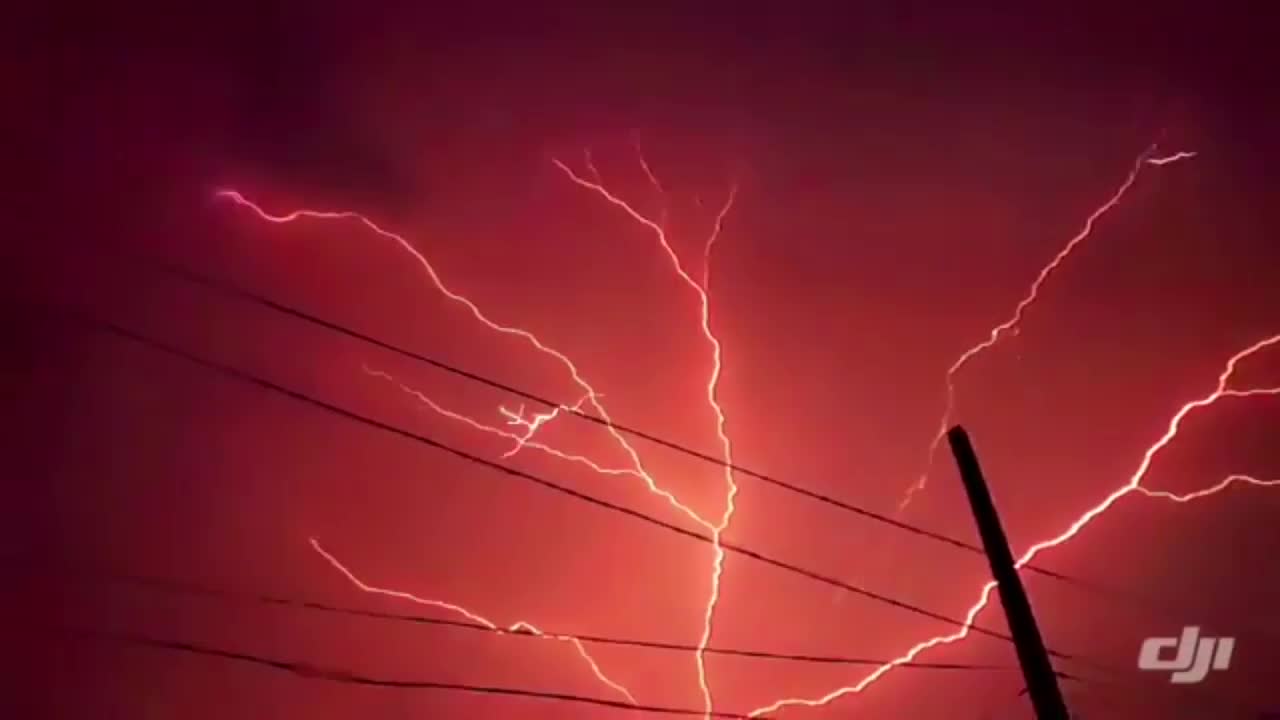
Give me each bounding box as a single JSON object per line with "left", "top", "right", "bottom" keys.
{"left": 221, "top": 148, "right": 1239, "bottom": 719}
{"left": 750, "top": 334, "right": 1280, "bottom": 718}
{"left": 552, "top": 156, "right": 739, "bottom": 719}
{"left": 309, "top": 538, "right": 637, "bottom": 704}
{"left": 898, "top": 147, "right": 1198, "bottom": 512}
{"left": 583, "top": 149, "right": 605, "bottom": 184}
{"left": 497, "top": 395, "right": 593, "bottom": 459}
{"left": 1146, "top": 151, "right": 1199, "bottom": 166}
{"left": 216, "top": 189, "right": 710, "bottom": 532}
{"left": 362, "top": 365, "right": 641, "bottom": 479}
{"left": 1138, "top": 473, "right": 1280, "bottom": 502}
{"left": 633, "top": 135, "right": 666, "bottom": 195}
{"left": 703, "top": 189, "right": 736, "bottom": 292}
{"left": 220, "top": 187, "right": 731, "bottom": 708}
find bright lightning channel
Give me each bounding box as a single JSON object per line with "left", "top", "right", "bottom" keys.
{"left": 220, "top": 155, "right": 740, "bottom": 718}
{"left": 1137, "top": 473, "right": 1279, "bottom": 502}
{"left": 551, "top": 150, "right": 740, "bottom": 719}
{"left": 496, "top": 395, "right": 593, "bottom": 459}
{"left": 309, "top": 538, "right": 637, "bottom": 704}
{"left": 219, "top": 145, "right": 1270, "bottom": 720}
{"left": 749, "top": 334, "right": 1280, "bottom": 717}
{"left": 897, "top": 147, "right": 1198, "bottom": 512}
{"left": 361, "top": 365, "right": 640, "bottom": 480}
{"left": 216, "top": 188, "right": 710, "bottom": 531}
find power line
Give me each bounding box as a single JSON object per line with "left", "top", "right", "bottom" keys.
{"left": 44, "top": 304, "right": 1075, "bottom": 663}
{"left": 72, "top": 627, "right": 763, "bottom": 718}
{"left": 127, "top": 253, "right": 1267, "bottom": 642}
{"left": 144, "top": 254, "right": 995, "bottom": 557}
{"left": 32, "top": 260, "right": 1268, "bottom": 717}
{"left": 62, "top": 623, "right": 1252, "bottom": 720}
{"left": 128, "top": 254, "right": 1120, "bottom": 592}
{"left": 86, "top": 568, "right": 1018, "bottom": 672}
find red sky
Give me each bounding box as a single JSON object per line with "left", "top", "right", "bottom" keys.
{"left": 12, "top": 4, "right": 1280, "bottom": 719}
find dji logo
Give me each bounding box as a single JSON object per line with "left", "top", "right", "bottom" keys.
{"left": 1137, "top": 626, "right": 1234, "bottom": 684}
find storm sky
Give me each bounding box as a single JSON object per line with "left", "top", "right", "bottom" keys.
{"left": 13, "top": 4, "right": 1280, "bottom": 719}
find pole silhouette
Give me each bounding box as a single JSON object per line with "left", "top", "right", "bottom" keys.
{"left": 947, "top": 426, "right": 1070, "bottom": 720}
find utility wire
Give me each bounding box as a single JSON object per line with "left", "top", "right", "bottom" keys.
{"left": 72, "top": 627, "right": 763, "bottom": 718}
{"left": 84, "top": 568, "right": 1017, "bottom": 671}
{"left": 43, "top": 304, "right": 1083, "bottom": 666}
{"left": 127, "top": 254, "right": 1143, "bottom": 592}
{"left": 69, "top": 624, "right": 1249, "bottom": 719}
{"left": 128, "top": 253, "right": 1275, "bottom": 643}
{"left": 64, "top": 302, "right": 1265, "bottom": 715}
{"left": 143, "top": 254, "right": 1001, "bottom": 557}
{"left": 30, "top": 258, "right": 1268, "bottom": 717}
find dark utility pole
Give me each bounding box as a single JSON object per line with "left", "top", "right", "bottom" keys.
{"left": 947, "top": 426, "right": 1070, "bottom": 720}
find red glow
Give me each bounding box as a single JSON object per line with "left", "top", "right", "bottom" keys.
{"left": 218, "top": 153, "right": 1277, "bottom": 718}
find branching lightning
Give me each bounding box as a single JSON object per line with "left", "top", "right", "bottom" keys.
{"left": 361, "top": 364, "right": 640, "bottom": 480}
{"left": 220, "top": 153, "right": 742, "bottom": 717}
{"left": 748, "top": 335, "right": 1280, "bottom": 717}
{"left": 897, "top": 147, "right": 1197, "bottom": 512}
{"left": 216, "top": 188, "right": 709, "bottom": 532}
{"left": 309, "top": 537, "right": 637, "bottom": 704}
{"left": 496, "top": 395, "right": 593, "bottom": 459}
{"left": 550, "top": 153, "right": 740, "bottom": 718}
{"left": 219, "top": 142, "right": 1277, "bottom": 720}
{"left": 1137, "top": 473, "right": 1280, "bottom": 502}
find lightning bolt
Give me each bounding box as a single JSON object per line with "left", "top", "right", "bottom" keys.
{"left": 218, "top": 144, "right": 1269, "bottom": 719}
{"left": 1146, "top": 151, "right": 1198, "bottom": 166}
{"left": 216, "top": 188, "right": 710, "bottom": 531}
{"left": 308, "top": 538, "right": 637, "bottom": 704}
{"left": 1137, "top": 473, "right": 1280, "bottom": 502}
{"left": 703, "top": 188, "right": 735, "bottom": 292}
{"left": 749, "top": 334, "right": 1279, "bottom": 717}
{"left": 551, "top": 155, "right": 740, "bottom": 719}
{"left": 219, "top": 186, "right": 715, "bottom": 706}
{"left": 496, "top": 394, "right": 593, "bottom": 459}
{"left": 220, "top": 156, "right": 741, "bottom": 717}
{"left": 897, "top": 147, "right": 1198, "bottom": 512}
{"left": 633, "top": 135, "right": 666, "bottom": 195}
{"left": 361, "top": 365, "right": 641, "bottom": 480}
